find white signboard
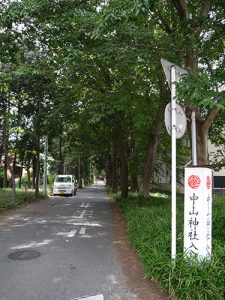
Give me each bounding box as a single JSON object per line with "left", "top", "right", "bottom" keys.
{"left": 184, "top": 167, "right": 212, "bottom": 260}
{"left": 164, "top": 102, "right": 187, "bottom": 139}
{"left": 161, "top": 58, "right": 188, "bottom": 89}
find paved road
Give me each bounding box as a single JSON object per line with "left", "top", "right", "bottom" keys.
{"left": 0, "top": 183, "right": 169, "bottom": 300}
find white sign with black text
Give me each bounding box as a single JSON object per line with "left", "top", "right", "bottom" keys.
{"left": 184, "top": 167, "right": 212, "bottom": 260}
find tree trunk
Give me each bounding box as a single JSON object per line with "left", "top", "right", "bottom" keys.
{"left": 32, "top": 156, "right": 36, "bottom": 189}
{"left": 130, "top": 175, "right": 138, "bottom": 192}
{"left": 106, "top": 153, "right": 113, "bottom": 188}
{"left": 19, "top": 159, "right": 23, "bottom": 189}
{"left": 186, "top": 107, "right": 219, "bottom": 166}
{"left": 74, "top": 161, "right": 79, "bottom": 184}
{"left": 118, "top": 135, "right": 128, "bottom": 199}
{"left": 8, "top": 166, "right": 16, "bottom": 205}
{"left": 196, "top": 124, "right": 208, "bottom": 165}
{"left": 11, "top": 173, "right": 16, "bottom": 204}
{"left": 105, "top": 160, "right": 111, "bottom": 187}
{"left": 3, "top": 101, "right": 8, "bottom": 188}
{"left": 19, "top": 174, "right": 22, "bottom": 189}
{"left": 34, "top": 141, "right": 40, "bottom": 200}
{"left": 140, "top": 95, "right": 166, "bottom": 197}
{"left": 112, "top": 139, "right": 119, "bottom": 193}
{"left": 139, "top": 133, "right": 161, "bottom": 197}
{"left": 11, "top": 153, "right": 17, "bottom": 203}
{"left": 129, "top": 136, "right": 138, "bottom": 192}
{"left": 27, "top": 159, "right": 32, "bottom": 189}
{"left": 58, "top": 136, "right": 64, "bottom": 174}
{"left": 5, "top": 153, "right": 17, "bottom": 205}
{"left": 78, "top": 159, "right": 83, "bottom": 189}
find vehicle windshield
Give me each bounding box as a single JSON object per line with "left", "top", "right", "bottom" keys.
{"left": 55, "top": 176, "right": 72, "bottom": 183}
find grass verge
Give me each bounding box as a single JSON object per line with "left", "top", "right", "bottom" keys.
{"left": 0, "top": 188, "right": 46, "bottom": 211}
{"left": 114, "top": 192, "right": 225, "bottom": 300}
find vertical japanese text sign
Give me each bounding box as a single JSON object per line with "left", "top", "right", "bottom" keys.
{"left": 184, "top": 167, "right": 212, "bottom": 260}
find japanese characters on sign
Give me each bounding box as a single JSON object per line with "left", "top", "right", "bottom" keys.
{"left": 184, "top": 168, "right": 212, "bottom": 260}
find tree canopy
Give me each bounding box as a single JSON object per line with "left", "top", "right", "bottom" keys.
{"left": 0, "top": 0, "right": 225, "bottom": 197}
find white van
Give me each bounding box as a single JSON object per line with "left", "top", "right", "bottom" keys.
{"left": 53, "top": 175, "right": 77, "bottom": 196}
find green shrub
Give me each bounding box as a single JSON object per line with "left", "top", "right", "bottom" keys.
{"left": 114, "top": 192, "right": 225, "bottom": 300}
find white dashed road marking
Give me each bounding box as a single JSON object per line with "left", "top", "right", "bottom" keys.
{"left": 57, "top": 229, "right": 76, "bottom": 237}
{"left": 79, "top": 227, "right": 86, "bottom": 235}
{"left": 55, "top": 202, "right": 97, "bottom": 239}
{"left": 67, "top": 222, "right": 102, "bottom": 227}
{"left": 80, "top": 203, "right": 91, "bottom": 208}
{"left": 74, "top": 294, "right": 104, "bottom": 300}
{"left": 77, "top": 210, "right": 87, "bottom": 219}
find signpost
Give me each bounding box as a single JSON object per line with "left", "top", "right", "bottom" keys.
{"left": 161, "top": 59, "right": 187, "bottom": 260}
{"left": 161, "top": 58, "right": 212, "bottom": 262}
{"left": 164, "top": 102, "right": 187, "bottom": 139}
{"left": 191, "top": 111, "right": 197, "bottom": 165}
{"left": 184, "top": 167, "right": 212, "bottom": 260}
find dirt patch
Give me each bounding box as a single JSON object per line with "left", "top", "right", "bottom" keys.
{"left": 111, "top": 200, "right": 173, "bottom": 300}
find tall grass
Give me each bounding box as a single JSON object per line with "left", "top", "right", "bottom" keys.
{"left": 114, "top": 192, "right": 225, "bottom": 300}
{"left": 0, "top": 188, "right": 46, "bottom": 211}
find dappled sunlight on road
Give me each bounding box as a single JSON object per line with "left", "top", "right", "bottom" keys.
{"left": 3, "top": 197, "right": 109, "bottom": 252}
{"left": 10, "top": 239, "right": 53, "bottom": 250}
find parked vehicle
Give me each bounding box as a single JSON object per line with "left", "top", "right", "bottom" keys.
{"left": 53, "top": 175, "right": 77, "bottom": 196}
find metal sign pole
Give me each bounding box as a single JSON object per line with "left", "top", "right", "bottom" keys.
{"left": 171, "top": 66, "right": 177, "bottom": 260}
{"left": 191, "top": 111, "right": 197, "bottom": 166}
{"left": 161, "top": 58, "right": 188, "bottom": 261}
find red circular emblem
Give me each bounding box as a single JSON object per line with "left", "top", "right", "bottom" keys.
{"left": 188, "top": 175, "right": 201, "bottom": 189}
{"left": 206, "top": 175, "right": 211, "bottom": 189}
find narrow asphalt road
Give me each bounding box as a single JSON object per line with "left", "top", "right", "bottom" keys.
{"left": 0, "top": 183, "right": 170, "bottom": 300}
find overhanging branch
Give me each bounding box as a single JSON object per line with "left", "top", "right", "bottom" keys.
{"left": 170, "top": 0, "right": 189, "bottom": 19}
{"left": 202, "top": 107, "right": 220, "bottom": 132}
{"left": 198, "top": 0, "right": 211, "bottom": 17}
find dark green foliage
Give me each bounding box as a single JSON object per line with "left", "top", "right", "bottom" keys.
{"left": 115, "top": 192, "right": 225, "bottom": 300}
{"left": 1, "top": 0, "right": 225, "bottom": 197}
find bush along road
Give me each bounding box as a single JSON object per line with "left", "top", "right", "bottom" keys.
{"left": 114, "top": 192, "right": 225, "bottom": 300}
